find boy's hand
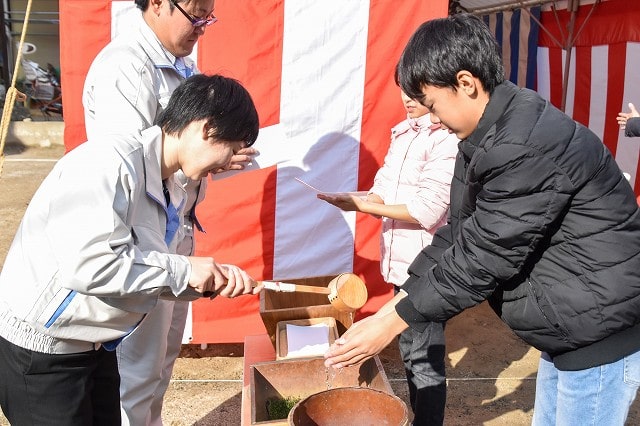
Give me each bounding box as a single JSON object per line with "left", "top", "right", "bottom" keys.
{"left": 324, "top": 309, "right": 408, "bottom": 369}
{"left": 324, "top": 292, "right": 409, "bottom": 368}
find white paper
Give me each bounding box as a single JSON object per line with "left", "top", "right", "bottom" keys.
{"left": 294, "top": 177, "right": 368, "bottom": 198}
{"left": 286, "top": 323, "right": 330, "bottom": 358}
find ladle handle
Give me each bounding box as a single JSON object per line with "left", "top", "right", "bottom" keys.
{"left": 259, "top": 281, "right": 331, "bottom": 294}
{"left": 200, "top": 281, "right": 329, "bottom": 298}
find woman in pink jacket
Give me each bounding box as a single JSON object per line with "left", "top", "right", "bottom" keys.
{"left": 319, "top": 86, "right": 458, "bottom": 425}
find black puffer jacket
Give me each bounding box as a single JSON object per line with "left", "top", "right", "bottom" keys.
{"left": 626, "top": 117, "right": 640, "bottom": 137}
{"left": 396, "top": 81, "right": 640, "bottom": 370}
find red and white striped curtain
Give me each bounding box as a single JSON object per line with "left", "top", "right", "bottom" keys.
{"left": 482, "top": 1, "right": 639, "bottom": 192}
{"left": 536, "top": 0, "right": 640, "bottom": 191}
{"left": 59, "top": 0, "right": 449, "bottom": 343}
{"left": 60, "top": 0, "right": 639, "bottom": 344}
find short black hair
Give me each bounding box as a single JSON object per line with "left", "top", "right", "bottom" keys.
{"left": 397, "top": 13, "right": 504, "bottom": 102}
{"left": 134, "top": 0, "right": 148, "bottom": 11}
{"left": 135, "top": 0, "right": 181, "bottom": 11}
{"left": 157, "top": 74, "right": 260, "bottom": 147}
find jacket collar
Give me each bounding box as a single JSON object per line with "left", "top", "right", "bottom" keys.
{"left": 141, "top": 126, "right": 166, "bottom": 204}
{"left": 136, "top": 15, "right": 196, "bottom": 72}
{"left": 408, "top": 114, "right": 432, "bottom": 131}
{"left": 394, "top": 113, "right": 436, "bottom": 136}
{"left": 460, "top": 81, "right": 519, "bottom": 160}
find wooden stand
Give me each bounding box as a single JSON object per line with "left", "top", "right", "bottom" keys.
{"left": 276, "top": 317, "right": 338, "bottom": 360}
{"left": 259, "top": 276, "right": 354, "bottom": 348}
{"left": 242, "top": 334, "right": 275, "bottom": 426}
{"left": 242, "top": 334, "right": 393, "bottom": 426}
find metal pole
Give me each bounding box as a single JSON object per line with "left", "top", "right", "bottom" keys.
{"left": 0, "top": 0, "right": 10, "bottom": 86}
{"left": 469, "top": 0, "right": 555, "bottom": 15}
{"left": 560, "top": 0, "right": 579, "bottom": 112}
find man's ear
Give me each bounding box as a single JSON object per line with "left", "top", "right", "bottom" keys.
{"left": 202, "top": 122, "right": 215, "bottom": 141}
{"left": 456, "top": 70, "right": 480, "bottom": 97}
{"left": 149, "top": 0, "right": 163, "bottom": 16}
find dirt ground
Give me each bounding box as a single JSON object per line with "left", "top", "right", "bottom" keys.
{"left": 0, "top": 142, "right": 638, "bottom": 425}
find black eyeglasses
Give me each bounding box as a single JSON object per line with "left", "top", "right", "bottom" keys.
{"left": 169, "top": 0, "right": 217, "bottom": 27}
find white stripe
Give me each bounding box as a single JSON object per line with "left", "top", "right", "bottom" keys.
{"left": 271, "top": 0, "right": 369, "bottom": 279}
{"left": 588, "top": 45, "right": 608, "bottom": 140}
{"left": 563, "top": 48, "right": 576, "bottom": 118}
{"left": 181, "top": 302, "right": 193, "bottom": 344}
{"left": 617, "top": 42, "right": 640, "bottom": 185}
{"left": 536, "top": 47, "right": 551, "bottom": 101}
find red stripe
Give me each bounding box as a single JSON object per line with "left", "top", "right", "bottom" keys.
{"left": 572, "top": 46, "right": 591, "bottom": 127}
{"left": 60, "top": 0, "right": 112, "bottom": 151}
{"left": 190, "top": 168, "right": 277, "bottom": 343}
{"left": 547, "top": 48, "right": 564, "bottom": 110}
{"left": 602, "top": 43, "right": 626, "bottom": 157}
{"left": 191, "top": 0, "right": 284, "bottom": 343}
{"left": 354, "top": 0, "right": 449, "bottom": 319}
{"left": 539, "top": 0, "right": 640, "bottom": 47}
{"left": 198, "top": 1, "right": 283, "bottom": 128}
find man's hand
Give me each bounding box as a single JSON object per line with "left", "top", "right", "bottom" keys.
{"left": 186, "top": 258, "right": 261, "bottom": 298}
{"left": 217, "top": 264, "right": 262, "bottom": 298}
{"left": 186, "top": 256, "right": 227, "bottom": 295}
{"left": 217, "top": 147, "right": 257, "bottom": 173}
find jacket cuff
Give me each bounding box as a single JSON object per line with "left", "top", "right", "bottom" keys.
{"left": 169, "top": 254, "right": 192, "bottom": 295}
{"left": 395, "top": 296, "right": 429, "bottom": 333}
{"left": 400, "top": 271, "right": 422, "bottom": 293}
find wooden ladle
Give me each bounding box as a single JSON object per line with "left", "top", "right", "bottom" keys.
{"left": 260, "top": 273, "right": 368, "bottom": 312}
{"left": 168, "top": 273, "right": 368, "bottom": 312}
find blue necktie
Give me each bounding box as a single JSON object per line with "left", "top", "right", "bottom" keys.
{"left": 174, "top": 57, "right": 192, "bottom": 78}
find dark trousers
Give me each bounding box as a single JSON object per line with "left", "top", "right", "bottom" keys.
{"left": 395, "top": 287, "right": 447, "bottom": 426}
{"left": 0, "top": 335, "right": 120, "bottom": 426}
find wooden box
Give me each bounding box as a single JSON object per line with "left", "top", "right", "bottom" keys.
{"left": 275, "top": 317, "right": 338, "bottom": 360}
{"left": 259, "top": 276, "right": 353, "bottom": 348}
{"left": 249, "top": 356, "right": 393, "bottom": 425}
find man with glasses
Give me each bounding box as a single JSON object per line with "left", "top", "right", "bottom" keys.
{"left": 82, "top": 1, "right": 255, "bottom": 424}
{"left": 169, "top": 0, "right": 217, "bottom": 26}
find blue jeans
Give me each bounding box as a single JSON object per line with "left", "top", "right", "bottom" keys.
{"left": 532, "top": 349, "right": 640, "bottom": 426}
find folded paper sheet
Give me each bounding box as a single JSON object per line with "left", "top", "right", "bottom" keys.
{"left": 286, "top": 323, "right": 330, "bottom": 358}
{"left": 294, "top": 177, "right": 368, "bottom": 198}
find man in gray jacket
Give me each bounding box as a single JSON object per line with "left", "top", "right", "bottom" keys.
{"left": 325, "top": 13, "right": 640, "bottom": 425}
{"left": 83, "top": 1, "right": 255, "bottom": 424}
{"left": 0, "top": 74, "right": 262, "bottom": 426}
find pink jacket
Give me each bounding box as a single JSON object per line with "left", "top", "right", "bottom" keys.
{"left": 369, "top": 114, "right": 459, "bottom": 286}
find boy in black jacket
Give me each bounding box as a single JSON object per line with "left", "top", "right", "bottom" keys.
{"left": 325, "top": 13, "right": 640, "bottom": 425}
